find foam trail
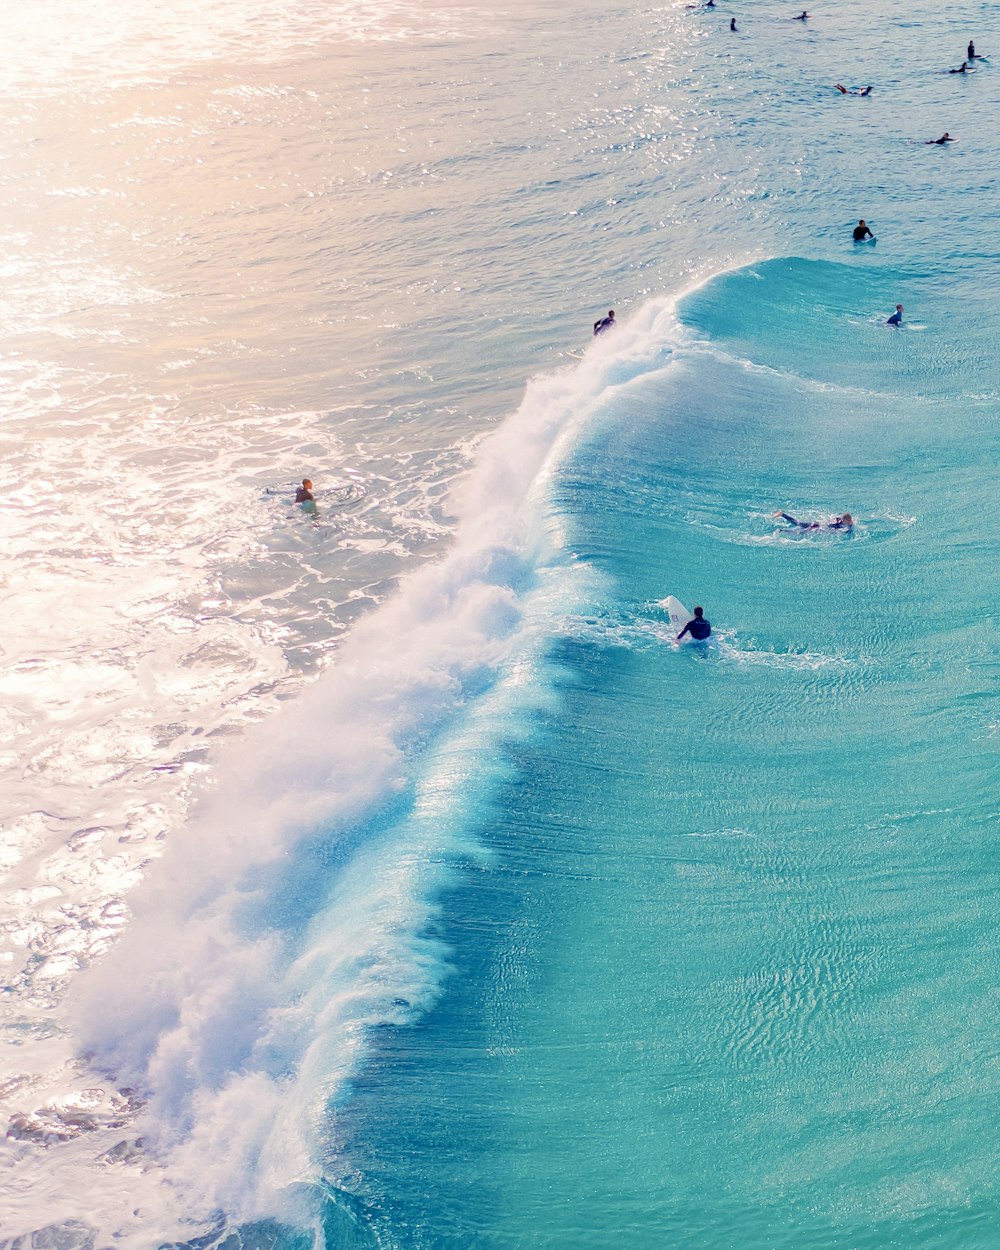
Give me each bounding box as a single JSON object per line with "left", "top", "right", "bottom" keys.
{"left": 27, "top": 305, "right": 682, "bottom": 1247}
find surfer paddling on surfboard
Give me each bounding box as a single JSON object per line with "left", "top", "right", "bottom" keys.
{"left": 774, "top": 511, "right": 853, "bottom": 531}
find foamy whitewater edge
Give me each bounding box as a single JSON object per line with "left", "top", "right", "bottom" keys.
{"left": 0, "top": 296, "right": 691, "bottom": 1250}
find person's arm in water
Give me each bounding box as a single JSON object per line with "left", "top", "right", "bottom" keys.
{"left": 677, "top": 621, "right": 692, "bottom": 640}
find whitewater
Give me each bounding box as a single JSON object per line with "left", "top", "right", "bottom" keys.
{"left": 3, "top": 0, "right": 1000, "bottom": 1247}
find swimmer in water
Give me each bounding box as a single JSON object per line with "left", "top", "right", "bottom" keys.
{"left": 730, "top": 16, "right": 737, "bottom": 30}
{"left": 836, "top": 83, "right": 873, "bottom": 95}
{"left": 853, "top": 219, "right": 875, "bottom": 241}
{"left": 886, "top": 304, "right": 903, "bottom": 326}
{"left": 793, "top": 10, "right": 808, "bottom": 19}
{"left": 677, "top": 605, "right": 712, "bottom": 641}
{"left": 774, "top": 511, "right": 854, "bottom": 531}
{"left": 294, "top": 478, "right": 315, "bottom": 503}
{"left": 926, "top": 132, "right": 955, "bottom": 144}
{"left": 593, "top": 309, "right": 616, "bottom": 336}
{"left": 949, "top": 61, "right": 972, "bottom": 73}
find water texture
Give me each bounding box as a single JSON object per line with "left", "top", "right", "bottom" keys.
{"left": 1, "top": 0, "right": 999, "bottom": 1246}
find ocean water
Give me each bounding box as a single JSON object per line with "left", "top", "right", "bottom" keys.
{"left": 2, "top": 0, "right": 1000, "bottom": 1247}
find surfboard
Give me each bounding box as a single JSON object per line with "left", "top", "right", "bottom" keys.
{"left": 657, "top": 595, "right": 691, "bottom": 634}
{"left": 566, "top": 350, "right": 586, "bottom": 360}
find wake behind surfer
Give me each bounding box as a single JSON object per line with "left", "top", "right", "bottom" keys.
{"left": 677, "top": 605, "right": 712, "bottom": 641}
{"left": 594, "top": 309, "right": 616, "bottom": 336}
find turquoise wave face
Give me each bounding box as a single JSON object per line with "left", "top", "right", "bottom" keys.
{"left": 343, "top": 257, "right": 1000, "bottom": 1249}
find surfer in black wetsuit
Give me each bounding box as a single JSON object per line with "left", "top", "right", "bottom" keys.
{"left": 853, "top": 219, "right": 874, "bottom": 241}
{"left": 775, "top": 511, "right": 853, "bottom": 531}
{"left": 730, "top": 17, "right": 737, "bottom": 30}
{"left": 593, "top": 310, "right": 616, "bottom": 336}
{"left": 926, "top": 133, "right": 955, "bottom": 144}
{"left": 793, "top": 10, "right": 808, "bottom": 19}
{"left": 969, "top": 39, "right": 976, "bottom": 60}
{"left": 677, "top": 606, "right": 712, "bottom": 641}
{"left": 949, "top": 62, "right": 971, "bottom": 73}
{"left": 295, "top": 478, "right": 315, "bottom": 503}
{"left": 886, "top": 304, "right": 903, "bottom": 326}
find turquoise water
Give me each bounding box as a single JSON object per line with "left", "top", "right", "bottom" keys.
{"left": 3, "top": 0, "right": 1000, "bottom": 1246}
{"left": 345, "top": 258, "right": 1000, "bottom": 1247}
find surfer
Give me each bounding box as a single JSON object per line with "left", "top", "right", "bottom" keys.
{"left": 886, "top": 303, "right": 903, "bottom": 326}
{"left": 969, "top": 39, "right": 976, "bottom": 60}
{"left": 835, "top": 84, "right": 872, "bottom": 95}
{"left": 774, "top": 511, "right": 853, "bottom": 531}
{"left": 949, "top": 62, "right": 971, "bottom": 73}
{"left": 852, "top": 219, "right": 875, "bottom": 241}
{"left": 793, "top": 10, "right": 808, "bottom": 19}
{"left": 294, "top": 478, "right": 315, "bottom": 503}
{"left": 593, "top": 309, "right": 616, "bottom": 336}
{"left": 677, "top": 606, "right": 712, "bottom": 641}
{"left": 730, "top": 17, "right": 737, "bottom": 30}
{"left": 926, "top": 133, "right": 955, "bottom": 144}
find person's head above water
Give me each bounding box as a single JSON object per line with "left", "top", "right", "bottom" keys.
{"left": 838, "top": 513, "right": 853, "bottom": 526}
{"left": 692, "top": 606, "right": 704, "bottom": 618}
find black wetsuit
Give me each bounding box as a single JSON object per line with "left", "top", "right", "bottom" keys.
{"left": 853, "top": 224, "right": 874, "bottom": 240}
{"left": 594, "top": 315, "right": 615, "bottom": 336}
{"left": 295, "top": 487, "right": 315, "bottom": 503}
{"left": 678, "top": 616, "right": 712, "bottom": 640}
{"left": 779, "top": 512, "right": 850, "bottom": 530}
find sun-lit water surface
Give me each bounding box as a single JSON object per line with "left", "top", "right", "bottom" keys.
{"left": 2, "top": 0, "right": 1000, "bottom": 1245}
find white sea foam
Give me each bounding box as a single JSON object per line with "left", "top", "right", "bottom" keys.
{"left": 0, "top": 309, "right": 677, "bottom": 1248}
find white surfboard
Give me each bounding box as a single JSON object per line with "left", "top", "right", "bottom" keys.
{"left": 657, "top": 595, "right": 691, "bottom": 634}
